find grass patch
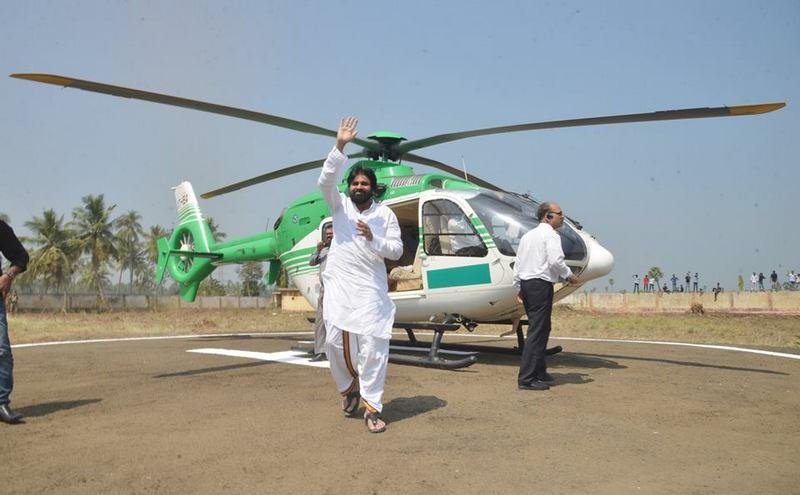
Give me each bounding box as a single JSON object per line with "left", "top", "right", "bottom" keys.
{"left": 7, "top": 309, "right": 312, "bottom": 345}
{"left": 549, "top": 308, "right": 800, "bottom": 349}
{"left": 6, "top": 307, "right": 799, "bottom": 349}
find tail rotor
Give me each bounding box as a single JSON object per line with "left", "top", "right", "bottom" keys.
{"left": 155, "top": 182, "right": 220, "bottom": 301}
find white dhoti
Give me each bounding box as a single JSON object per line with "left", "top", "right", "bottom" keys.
{"left": 318, "top": 146, "right": 402, "bottom": 419}
{"left": 326, "top": 324, "right": 390, "bottom": 413}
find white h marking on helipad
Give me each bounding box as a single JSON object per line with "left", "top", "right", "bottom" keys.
{"left": 188, "top": 348, "right": 330, "bottom": 368}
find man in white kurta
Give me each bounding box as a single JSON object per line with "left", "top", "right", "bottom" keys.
{"left": 318, "top": 116, "right": 402, "bottom": 433}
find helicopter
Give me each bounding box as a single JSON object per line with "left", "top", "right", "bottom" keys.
{"left": 11, "top": 73, "right": 785, "bottom": 367}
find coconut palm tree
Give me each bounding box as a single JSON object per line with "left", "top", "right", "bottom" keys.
{"left": 145, "top": 224, "right": 170, "bottom": 265}
{"left": 206, "top": 217, "right": 226, "bottom": 240}
{"left": 138, "top": 225, "right": 170, "bottom": 292}
{"left": 71, "top": 194, "right": 117, "bottom": 304}
{"left": 24, "top": 209, "right": 78, "bottom": 297}
{"left": 204, "top": 217, "right": 227, "bottom": 289}
{"left": 114, "top": 210, "right": 145, "bottom": 290}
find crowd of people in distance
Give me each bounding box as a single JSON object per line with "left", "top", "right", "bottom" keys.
{"left": 632, "top": 271, "right": 702, "bottom": 294}
{"left": 744, "top": 270, "right": 798, "bottom": 292}
{"left": 631, "top": 269, "right": 800, "bottom": 297}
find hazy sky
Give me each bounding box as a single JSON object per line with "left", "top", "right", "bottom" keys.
{"left": 2, "top": 1, "right": 798, "bottom": 291}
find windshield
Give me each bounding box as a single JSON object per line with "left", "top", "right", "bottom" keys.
{"left": 464, "top": 191, "right": 587, "bottom": 261}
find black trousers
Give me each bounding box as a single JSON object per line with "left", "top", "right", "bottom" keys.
{"left": 518, "top": 278, "right": 554, "bottom": 385}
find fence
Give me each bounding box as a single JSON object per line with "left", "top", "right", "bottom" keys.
{"left": 12, "top": 290, "right": 800, "bottom": 314}
{"left": 14, "top": 293, "right": 275, "bottom": 311}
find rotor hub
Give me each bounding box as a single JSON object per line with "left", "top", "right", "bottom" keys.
{"left": 366, "top": 131, "right": 406, "bottom": 161}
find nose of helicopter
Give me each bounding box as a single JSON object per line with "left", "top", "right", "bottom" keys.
{"left": 578, "top": 238, "right": 614, "bottom": 283}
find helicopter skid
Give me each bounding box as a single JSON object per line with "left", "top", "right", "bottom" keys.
{"left": 388, "top": 338, "right": 563, "bottom": 358}
{"left": 292, "top": 339, "right": 478, "bottom": 370}
{"left": 388, "top": 321, "right": 478, "bottom": 370}
{"left": 299, "top": 319, "right": 561, "bottom": 370}
{"left": 298, "top": 320, "right": 477, "bottom": 369}
{"left": 386, "top": 348, "right": 478, "bottom": 370}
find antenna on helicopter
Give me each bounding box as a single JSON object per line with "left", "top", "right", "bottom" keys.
{"left": 460, "top": 156, "right": 469, "bottom": 182}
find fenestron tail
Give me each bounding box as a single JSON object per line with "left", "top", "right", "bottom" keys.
{"left": 155, "top": 182, "right": 219, "bottom": 301}
{"left": 155, "top": 181, "right": 281, "bottom": 302}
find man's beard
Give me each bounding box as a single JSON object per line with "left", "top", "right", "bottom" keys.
{"left": 349, "top": 190, "right": 372, "bottom": 206}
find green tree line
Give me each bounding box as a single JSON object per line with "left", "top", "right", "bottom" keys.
{"left": 1, "top": 197, "right": 267, "bottom": 305}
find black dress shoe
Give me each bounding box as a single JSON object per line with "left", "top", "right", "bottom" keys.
{"left": 518, "top": 380, "right": 550, "bottom": 391}
{"left": 536, "top": 371, "right": 555, "bottom": 383}
{"left": 310, "top": 353, "right": 328, "bottom": 362}
{"left": 0, "top": 404, "right": 23, "bottom": 424}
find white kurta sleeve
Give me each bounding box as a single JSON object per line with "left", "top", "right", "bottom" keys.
{"left": 369, "top": 211, "right": 403, "bottom": 261}
{"left": 318, "top": 146, "right": 348, "bottom": 211}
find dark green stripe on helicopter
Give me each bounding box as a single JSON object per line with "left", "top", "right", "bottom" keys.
{"left": 426, "top": 263, "right": 492, "bottom": 289}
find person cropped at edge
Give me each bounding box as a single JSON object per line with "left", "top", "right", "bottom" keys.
{"left": 317, "top": 116, "right": 403, "bottom": 434}
{"left": 512, "top": 202, "right": 578, "bottom": 391}
{"left": 308, "top": 223, "right": 333, "bottom": 362}
{"left": 0, "top": 220, "right": 29, "bottom": 424}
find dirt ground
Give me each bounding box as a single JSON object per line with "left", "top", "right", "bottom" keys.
{"left": 2, "top": 331, "right": 799, "bottom": 494}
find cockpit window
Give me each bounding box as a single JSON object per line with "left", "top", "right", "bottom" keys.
{"left": 422, "top": 199, "right": 488, "bottom": 257}
{"left": 465, "top": 191, "right": 587, "bottom": 261}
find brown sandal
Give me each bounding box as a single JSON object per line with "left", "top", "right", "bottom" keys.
{"left": 364, "top": 412, "right": 386, "bottom": 434}
{"left": 342, "top": 391, "right": 360, "bottom": 417}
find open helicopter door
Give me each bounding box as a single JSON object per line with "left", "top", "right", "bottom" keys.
{"left": 414, "top": 190, "right": 508, "bottom": 315}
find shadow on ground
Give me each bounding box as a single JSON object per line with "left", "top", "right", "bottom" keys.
{"left": 572, "top": 352, "right": 789, "bottom": 375}
{"left": 154, "top": 360, "right": 275, "bottom": 378}
{"left": 382, "top": 395, "right": 447, "bottom": 423}
{"left": 18, "top": 399, "right": 102, "bottom": 418}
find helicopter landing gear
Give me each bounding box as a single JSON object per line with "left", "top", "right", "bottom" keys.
{"left": 413, "top": 318, "right": 563, "bottom": 357}
{"left": 388, "top": 322, "right": 478, "bottom": 370}
{"left": 509, "top": 318, "right": 563, "bottom": 356}
{"left": 298, "top": 318, "right": 561, "bottom": 370}
{"left": 299, "top": 318, "right": 478, "bottom": 370}
{"left": 383, "top": 319, "right": 561, "bottom": 367}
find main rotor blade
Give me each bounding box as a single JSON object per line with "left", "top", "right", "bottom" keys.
{"left": 200, "top": 151, "right": 368, "bottom": 199}
{"left": 201, "top": 158, "right": 325, "bottom": 199}
{"left": 10, "top": 73, "right": 381, "bottom": 152}
{"left": 403, "top": 153, "right": 501, "bottom": 191}
{"left": 397, "top": 103, "right": 786, "bottom": 155}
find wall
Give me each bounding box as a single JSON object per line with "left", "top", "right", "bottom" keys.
{"left": 15, "top": 290, "right": 799, "bottom": 314}
{"left": 559, "top": 291, "right": 800, "bottom": 313}
{"left": 16, "top": 294, "right": 274, "bottom": 311}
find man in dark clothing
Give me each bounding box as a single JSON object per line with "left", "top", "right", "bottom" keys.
{"left": 0, "top": 220, "right": 29, "bottom": 424}
{"left": 712, "top": 283, "right": 722, "bottom": 301}
{"left": 308, "top": 223, "right": 333, "bottom": 361}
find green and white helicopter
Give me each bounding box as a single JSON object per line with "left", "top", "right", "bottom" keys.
{"left": 12, "top": 74, "right": 785, "bottom": 367}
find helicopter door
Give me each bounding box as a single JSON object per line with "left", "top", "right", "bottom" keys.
{"left": 418, "top": 193, "right": 499, "bottom": 292}
{"left": 385, "top": 200, "right": 425, "bottom": 293}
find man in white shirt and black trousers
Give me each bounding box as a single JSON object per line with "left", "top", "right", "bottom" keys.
{"left": 513, "top": 202, "right": 578, "bottom": 391}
